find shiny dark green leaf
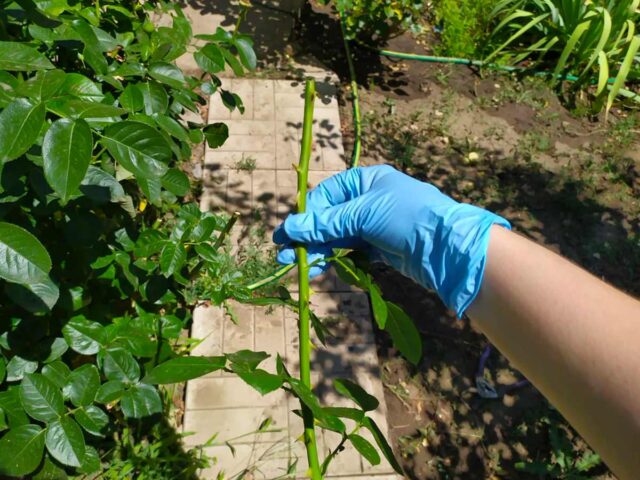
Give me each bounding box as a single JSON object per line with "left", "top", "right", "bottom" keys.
{"left": 203, "top": 122, "right": 228, "bottom": 148}
{"left": 20, "top": 373, "right": 64, "bottom": 422}
{"left": 0, "top": 424, "right": 45, "bottom": 476}
{"left": 60, "top": 73, "right": 103, "bottom": 102}
{"left": 62, "top": 316, "right": 104, "bottom": 355}
{"left": 161, "top": 168, "right": 190, "bottom": 196}
{"left": 42, "top": 361, "right": 71, "bottom": 389}
{"left": 233, "top": 37, "right": 257, "bottom": 70}
{"left": 102, "top": 121, "right": 171, "bottom": 178}
{"left": 154, "top": 114, "right": 190, "bottom": 142}
{"left": 43, "top": 118, "right": 92, "bottom": 201}
{"left": 159, "top": 242, "right": 186, "bottom": 277}
{"left": 143, "top": 356, "right": 226, "bottom": 384}
{"left": 322, "top": 407, "right": 364, "bottom": 421}
{"left": 194, "top": 44, "right": 225, "bottom": 73}
{"left": 120, "top": 383, "right": 162, "bottom": 418}
{"left": 227, "top": 350, "right": 269, "bottom": 371}
{"left": 5, "top": 276, "right": 59, "bottom": 313}
{"left": 6, "top": 356, "right": 38, "bottom": 381}
{"left": 148, "top": 62, "right": 185, "bottom": 89}
{"left": 15, "top": 70, "right": 66, "bottom": 101}
{"left": 45, "top": 417, "right": 85, "bottom": 468}
{"left": 102, "top": 348, "right": 140, "bottom": 383}
{"left": 369, "top": 283, "right": 387, "bottom": 329}
{"left": 95, "top": 380, "right": 126, "bottom": 404}
{"left": 119, "top": 83, "right": 143, "bottom": 111}
{"left": 0, "top": 99, "right": 45, "bottom": 162}
{"left": 0, "top": 42, "right": 54, "bottom": 71}
{"left": 63, "top": 365, "right": 99, "bottom": 407}
{"left": 74, "top": 405, "right": 108, "bottom": 437}
{"left": 139, "top": 81, "right": 168, "bottom": 115}
{"left": 46, "top": 99, "right": 125, "bottom": 119}
{"left": 0, "top": 222, "right": 51, "bottom": 284}
{"left": 78, "top": 444, "right": 100, "bottom": 474}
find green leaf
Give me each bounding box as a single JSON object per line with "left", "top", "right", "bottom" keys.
{"left": 79, "top": 445, "right": 101, "bottom": 474}
{"left": 203, "top": 122, "right": 229, "bottom": 148}
{"left": 60, "top": 73, "right": 103, "bottom": 102}
{"left": 5, "top": 276, "right": 60, "bottom": 313}
{"left": 322, "top": 407, "right": 364, "bottom": 421}
{"left": 15, "top": 70, "right": 66, "bottom": 101}
{"left": 362, "top": 416, "right": 403, "bottom": 474}
{"left": 194, "top": 44, "right": 226, "bottom": 73}
{"left": 139, "top": 81, "right": 168, "bottom": 115}
{"left": 74, "top": 405, "right": 108, "bottom": 437}
{"left": 41, "top": 337, "right": 68, "bottom": 364}
{"left": 369, "top": 284, "right": 388, "bottom": 329}
{"left": 155, "top": 114, "right": 190, "bottom": 142}
{"left": 102, "top": 121, "right": 171, "bottom": 179}
{"left": 6, "top": 356, "right": 38, "bottom": 382}
{"left": 0, "top": 222, "right": 51, "bottom": 285}
{"left": 0, "top": 98, "right": 46, "bottom": 162}
{"left": 161, "top": 168, "right": 190, "bottom": 196}
{"left": 134, "top": 229, "right": 166, "bottom": 257}
{"left": 32, "top": 454, "right": 69, "bottom": 479}
{"left": 45, "top": 417, "right": 85, "bottom": 468}
{"left": 63, "top": 365, "right": 100, "bottom": 407}
{"left": 46, "top": 98, "right": 126, "bottom": 119}
{"left": 120, "top": 383, "right": 162, "bottom": 418}
{"left": 20, "top": 373, "right": 65, "bottom": 422}
{"left": 102, "top": 348, "right": 140, "bottom": 383}
{"left": 148, "top": 62, "right": 185, "bottom": 89}
{"left": 233, "top": 37, "right": 257, "bottom": 70}
{"left": 0, "top": 424, "right": 45, "bottom": 476}
{"left": 385, "top": 302, "right": 422, "bottom": 365}
{"left": 287, "top": 378, "right": 324, "bottom": 418}
{"left": 80, "top": 166, "right": 126, "bottom": 204}
{"left": 42, "top": 361, "right": 71, "bottom": 389}
{"left": 348, "top": 433, "right": 381, "bottom": 466}
{"left": 0, "top": 356, "right": 5, "bottom": 383}
{"left": 221, "top": 47, "right": 244, "bottom": 76}
{"left": 159, "top": 242, "right": 187, "bottom": 277}
{"left": 195, "top": 243, "right": 218, "bottom": 261}
{"left": 0, "top": 408, "right": 6, "bottom": 431}
{"left": 43, "top": 118, "right": 92, "bottom": 202}
{"left": 62, "top": 316, "right": 104, "bottom": 355}
{"left": 119, "top": 84, "right": 144, "bottom": 112}
{"left": 0, "top": 42, "right": 54, "bottom": 71}
{"left": 227, "top": 350, "right": 269, "bottom": 371}
{"left": 143, "top": 356, "right": 226, "bottom": 384}
{"left": 235, "top": 369, "right": 283, "bottom": 395}
{"left": 333, "top": 378, "right": 379, "bottom": 411}
{"left": 95, "top": 380, "right": 126, "bottom": 404}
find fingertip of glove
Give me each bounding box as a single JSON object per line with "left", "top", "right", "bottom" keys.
{"left": 276, "top": 247, "right": 296, "bottom": 265}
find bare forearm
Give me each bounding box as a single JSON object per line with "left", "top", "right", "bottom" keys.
{"left": 468, "top": 226, "right": 640, "bottom": 480}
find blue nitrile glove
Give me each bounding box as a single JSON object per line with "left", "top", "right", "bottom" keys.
{"left": 273, "top": 165, "right": 510, "bottom": 317}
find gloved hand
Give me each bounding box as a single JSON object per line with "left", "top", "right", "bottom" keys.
{"left": 273, "top": 165, "right": 510, "bottom": 317}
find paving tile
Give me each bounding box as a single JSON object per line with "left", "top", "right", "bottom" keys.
{"left": 226, "top": 170, "right": 252, "bottom": 216}
{"left": 275, "top": 78, "right": 306, "bottom": 93}
{"left": 254, "top": 80, "right": 275, "bottom": 120}
{"left": 199, "top": 441, "right": 293, "bottom": 479}
{"left": 183, "top": 405, "right": 288, "bottom": 446}
{"left": 254, "top": 306, "right": 286, "bottom": 373}
{"left": 191, "top": 305, "right": 223, "bottom": 357}
{"left": 186, "top": 376, "right": 286, "bottom": 410}
{"left": 206, "top": 151, "right": 276, "bottom": 170}
{"left": 223, "top": 301, "right": 254, "bottom": 352}
{"left": 217, "top": 134, "right": 274, "bottom": 153}
{"left": 225, "top": 119, "right": 275, "bottom": 136}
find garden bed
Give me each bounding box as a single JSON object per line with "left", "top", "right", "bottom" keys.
{"left": 287, "top": 2, "right": 639, "bottom": 478}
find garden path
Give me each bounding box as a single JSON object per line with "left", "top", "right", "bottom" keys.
{"left": 183, "top": 78, "right": 402, "bottom": 479}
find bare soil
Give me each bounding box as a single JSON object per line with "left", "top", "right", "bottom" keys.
{"left": 291, "top": 2, "right": 639, "bottom": 479}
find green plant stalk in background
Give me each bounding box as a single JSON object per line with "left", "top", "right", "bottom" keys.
{"left": 296, "top": 79, "right": 322, "bottom": 479}
{"left": 338, "top": 11, "right": 362, "bottom": 168}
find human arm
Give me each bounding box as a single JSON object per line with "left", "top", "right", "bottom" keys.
{"left": 468, "top": 225, "right": 640, "bottom": 480}
{"left": 273, "top": 165, "right": 640, "bottom": 479}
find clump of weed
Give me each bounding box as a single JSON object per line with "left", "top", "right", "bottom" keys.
{"left": 234, "top": 153, "right": 258, "bottom": 172}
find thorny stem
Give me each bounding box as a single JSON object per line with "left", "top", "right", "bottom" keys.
{"left": 213, "top": 211, "right": 240, "bottom": 250}
{"left": 297, "top": 78, "right": 322, "bottom": 480}
{"left": 246, "top": 262, "right": 296, "bottom": 291}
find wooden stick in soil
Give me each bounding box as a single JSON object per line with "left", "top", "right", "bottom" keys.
{"left": 296, "top": 78, "right": 322, "bottom": 480}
